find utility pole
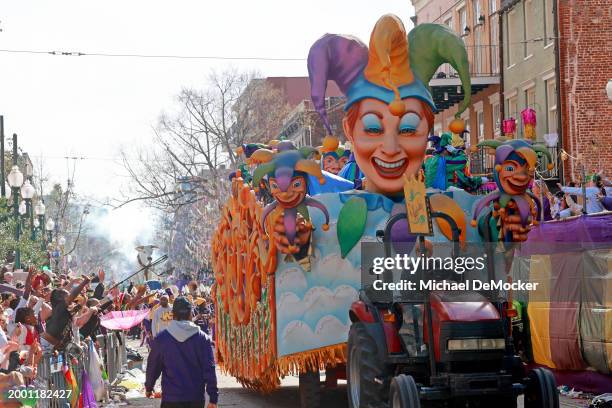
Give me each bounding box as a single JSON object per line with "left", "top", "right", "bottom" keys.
{"left": 12, "top": 134, "right": 20, "bottom": 269}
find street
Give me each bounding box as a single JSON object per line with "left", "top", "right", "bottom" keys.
{"left": 127, "top": 368, "right": 585, "bottom": 408}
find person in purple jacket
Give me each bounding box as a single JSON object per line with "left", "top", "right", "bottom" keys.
{"left": 145, "top": 296, "right": 218, "bottom": 408}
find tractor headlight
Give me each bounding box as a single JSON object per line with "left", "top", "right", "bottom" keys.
{"left": 447, "top": 338, "right": 505, "bottom": 351}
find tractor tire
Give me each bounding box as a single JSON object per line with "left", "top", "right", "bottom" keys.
{"left": 524, "top": 368, "right": 559, "bottom": 408}
{"left": 389, "top": 374, "right": 420, "bottom": 408}
{"left": 347, "top": 322, "right": 389, "bottom": 408}
{"left": 299, "top": 369, "right": 321, "bottom": 408}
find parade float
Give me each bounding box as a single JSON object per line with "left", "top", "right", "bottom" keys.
{"left": 211, "top": 13, "right": 610, "bottom": 408}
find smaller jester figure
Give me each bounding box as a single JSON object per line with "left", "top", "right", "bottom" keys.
{"left": 235, "top": 143, "right": 273, "bottom": 185}
{"left": 471, "top": 139, "right": 553, "bottom": 242}
{"left": 318, "top": 135, "right": 351, "bottom": 175}
{"left": 253, "top": 149, "right": 330, "bottom": 271}
{"left": 424, "top": 131, "right": 484, "bottom": 192}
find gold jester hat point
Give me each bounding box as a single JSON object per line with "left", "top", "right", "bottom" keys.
{"left": 364, "top": 14, "right": 414, "bottom": 116}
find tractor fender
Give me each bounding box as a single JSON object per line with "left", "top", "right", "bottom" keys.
{"left": 349, "top": 300, "right": 376, "bottom": 323}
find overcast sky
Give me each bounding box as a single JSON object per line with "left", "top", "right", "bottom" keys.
{"left": 0, "top": 0, "right": 415, "bottom": 256}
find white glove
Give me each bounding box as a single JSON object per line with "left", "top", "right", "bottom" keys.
{"left": 445, "top": 145, "right": 458, "bottom": 154}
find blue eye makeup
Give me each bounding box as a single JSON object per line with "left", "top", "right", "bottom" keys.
{"left": 399, "top": 112, "right": 421, "bottom": 134}
{"left": 362, "top": 113, "right": 383, "bottom": 134}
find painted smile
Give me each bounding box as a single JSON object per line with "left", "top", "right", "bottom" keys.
{"left": 276, "top": 194, "right": 303, "bottom": 208}
{"left": 505, "top": 178, "right": 529, "bottom": 191}
{"left": 372, "top": 157, "right": 407, "bottom": 178}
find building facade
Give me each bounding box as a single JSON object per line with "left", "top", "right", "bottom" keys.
{"left": 412, "top": 0, "right": 502, "bottom": 148}
{"left": 557, "top": 0, "right": 612, "bottom": 182}
{"left": 500, "top": 0, "right": 558, "bottom": 145}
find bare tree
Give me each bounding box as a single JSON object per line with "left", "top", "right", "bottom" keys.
{"left": 116, "top": 69, "right": 291, "bottom": 212}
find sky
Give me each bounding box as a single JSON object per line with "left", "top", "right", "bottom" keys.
{"left": 0, "top": 0, "right": 415, "bottom": 259}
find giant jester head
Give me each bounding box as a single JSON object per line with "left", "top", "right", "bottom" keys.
{"left": 478, "top": 139, "right": 553, "bottom": 195}
{"left": 307, "top": 14, "right": 472, "bottom": 195}
{"left": 252, "top": 148, "right": 324, "bottom": 209}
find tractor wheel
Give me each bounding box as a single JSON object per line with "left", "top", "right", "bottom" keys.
{"left": 389, "top": 374, "right": 420, "bottom": 408}
{"left": 347, "top": 322, "right": 389, "bottom": 408}
{"left": 524, "top": 368, "right": 559, "bottom": 408}
{"left": 299, "top": 369, "right": 321, "bottom": 408}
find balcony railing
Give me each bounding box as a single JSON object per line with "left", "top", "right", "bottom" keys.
{"left": 433, "top": 44, "right": 500, "bottom": 80}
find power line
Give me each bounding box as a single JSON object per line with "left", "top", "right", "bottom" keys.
{"left": 0, "top": 48, "right": 305, "bottom": 61}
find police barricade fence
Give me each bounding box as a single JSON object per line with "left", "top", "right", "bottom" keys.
{"left": 32, "top": 331, "right": 127, "bottom": 407}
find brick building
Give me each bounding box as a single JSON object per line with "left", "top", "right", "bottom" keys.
{"left": 411, "top": 0, "right": 502, "bottom": 148}
{"left": 558, "top": 0, "right": 612, "bottom": 182}
{"left": 267, "top": 77, "right": 345, "bottom": 147}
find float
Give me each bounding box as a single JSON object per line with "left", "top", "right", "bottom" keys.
{"left": 210, "top": 13, "right": 610, "bottom": 407}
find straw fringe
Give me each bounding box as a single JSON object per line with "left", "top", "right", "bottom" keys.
{"left": 276, "top": 343, "right": 347, "bottom": 376}
{"left": 218, "top": 343, "right": 347, "bottom": 393}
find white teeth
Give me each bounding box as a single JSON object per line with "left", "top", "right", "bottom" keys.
{"left": 374, "top": 158, "right": 406, "bottom": 169}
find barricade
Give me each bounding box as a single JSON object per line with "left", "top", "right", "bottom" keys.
{"left": 34, "top": 331, "right": 127, "bottom": 407}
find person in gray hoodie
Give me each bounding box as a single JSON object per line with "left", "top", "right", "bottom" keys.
{"left": 145, "top": 296, "right": 218, "bottom": 408}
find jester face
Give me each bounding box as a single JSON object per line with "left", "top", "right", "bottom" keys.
{"left": 322, "top": 154, "right": 341, "bottom": 175}
{"left": 344, "top": 98, "right": 430, "bottom": 194}
{"left": 338, "top": 153, "right": 350, "bottom": 169}
{"left": 497, "top": 158, "right": 531, "bottom": 195}
{"left": 269, "top": 175, "right": 307, "bottom": 209}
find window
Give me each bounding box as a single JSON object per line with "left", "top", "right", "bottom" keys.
{"left": 524, "top": 0, "right": 534, "bottom": 57}
{"left": 459, "top": 7, "right": 468, "bottom": 33}
{"left": 492, "top": 102, "right": 501, "bottom": 135}
{"left": 473, "top": 0, "right": 482, "bottom": 26}
{"left": 545, "top": 79, "right": 557, "bottom": 133}
{"left": 444, "top": 15, "right": 453, "bottom": 31}
{"left": 489, "top": 0, "right": 497, "bottom": 14}
{"left": 506, "top": 10, "right": 517, "bottom": 66}
{"left": 477, "top": 110, "right": 485, "bottom": 142}
{"left": 544, "top": 0, "right": 554, "bottom": 46}
{"left": 507, "top": 95, "right": 518, "bottom": 118}
{"left": 474, "top": 28, "right": 483, "bottom": 73}
{"left": 434, "top": 122, "right": 442, "bottom": 135}
{"left": 490, "top": 13, "right": 499, "bottom": 73}
{"left": 525, "top": 87, "right": 536, "bottom": 109}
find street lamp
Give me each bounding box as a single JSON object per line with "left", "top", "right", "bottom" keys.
{"left": 20, "top": 180, "right": 35, "bottom": 240}
{"left": 18, "top": 201, "right": 27, "bottom": 216}
{"left": 34, "top": 201, "right": 45, "bottom": 217}
{"left": 35, "top": 201, "right": 46, "bottom": 249}
{"left": 7, "top": 165, "right": 24, "bottom": 269}
{"left": 45, "top": 217, "right": 55, "bottom": 243}
{"left": 7, "top": 166, "right": 24, "bottom": 190}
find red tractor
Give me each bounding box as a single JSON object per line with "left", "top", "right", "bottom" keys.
{"left": 346, "top": 212, "right": 559, "bottom": 408}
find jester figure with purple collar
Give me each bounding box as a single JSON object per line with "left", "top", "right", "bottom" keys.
{"left": 252, "top": 148, "right": 331, "bottom": 271}
{"left": 472, "top": 138, "right": 553, "bottom": 242}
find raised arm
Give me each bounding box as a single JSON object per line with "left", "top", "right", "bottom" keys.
{"left": 66, "top": 275, "right": 91, "bottom": 305}
{"left": 22, "top": 268, "right": 35, "bottom": 300}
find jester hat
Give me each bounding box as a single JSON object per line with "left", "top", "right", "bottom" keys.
{"left": 308, "top": 14, "right": 472, "bottom": 135}
{"left": 318, "top": 135, "right": 350, "bottom": 160}
{"left": 471, "top": 139, "right": 554, "bottom": 226}
{"left": 478, "top": 139, "right": 554, "bottom": 188}
{"left": 252, "top": 148, "right": 324, "bottom": 191}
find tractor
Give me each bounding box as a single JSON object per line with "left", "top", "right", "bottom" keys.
{"left": 346, "top": 211, "right": 559, "bottom": 408}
